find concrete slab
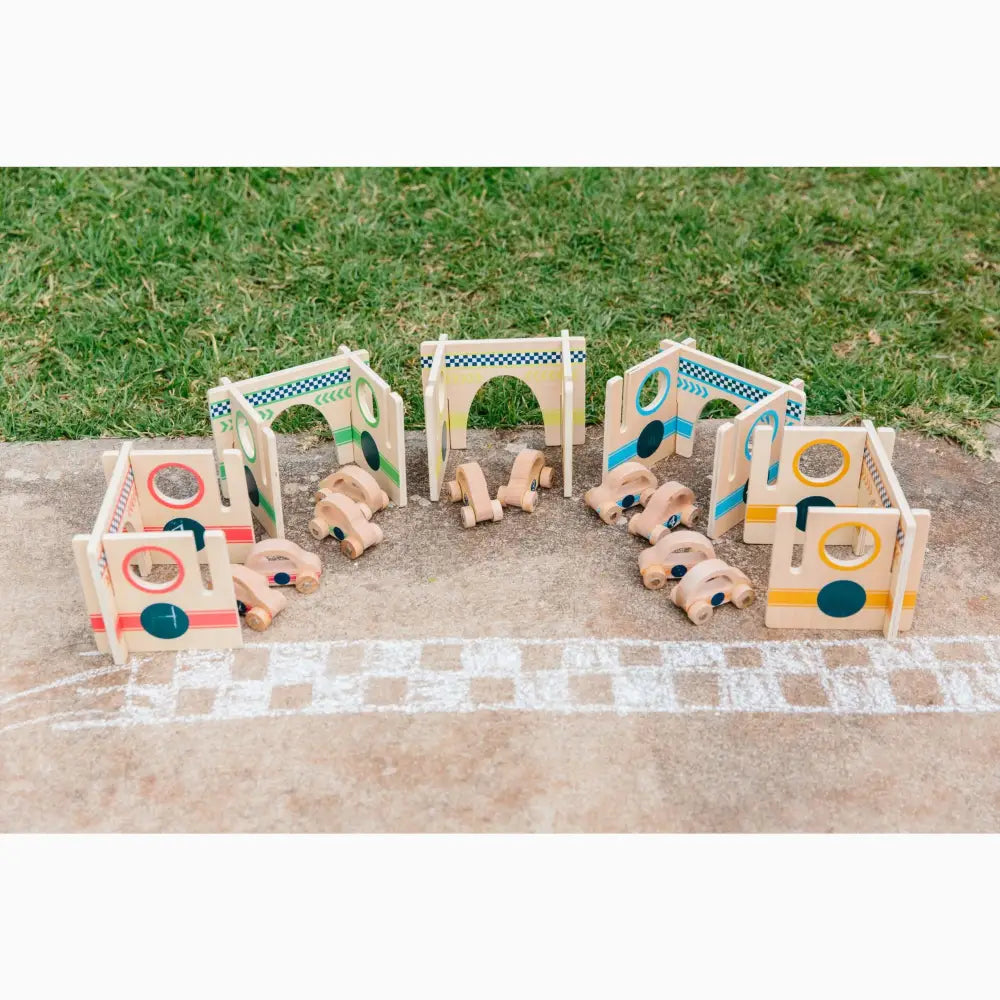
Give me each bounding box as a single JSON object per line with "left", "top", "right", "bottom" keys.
{"left": 2, "top": 421, "right": 1000, "bottom": 830}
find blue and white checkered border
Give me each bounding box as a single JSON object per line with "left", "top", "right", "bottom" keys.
{"left": 421, "top": 349, "right": 586, "bottom": 369}
{"left": 210, "top": 367, "right": 351, "bottom": 419}
{"left": 678, "top": 358, "right": 772, "bottom": 404}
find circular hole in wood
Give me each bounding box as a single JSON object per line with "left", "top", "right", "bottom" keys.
{"left": 148, "top": 463, "right": 205, "bottom": 509}
{"left": 794, "top": 440, "right": 849, "bottom": 486}
{"left": 356, "top": 377, "right": 380, "bottom": 427}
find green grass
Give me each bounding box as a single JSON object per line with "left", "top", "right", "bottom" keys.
{"left": 1, "top": 168, "right": 997, "bottom": 451}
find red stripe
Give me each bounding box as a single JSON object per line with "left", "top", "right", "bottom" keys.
{"left": 91, "top": 610, "right": 239, "bottom": 633}
{"left": 145, "top": 525, "right": 255, "bottom": 543}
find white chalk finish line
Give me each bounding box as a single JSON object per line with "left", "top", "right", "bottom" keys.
{"left": 4, "top": 635, "right": 1000, "bottom": 733}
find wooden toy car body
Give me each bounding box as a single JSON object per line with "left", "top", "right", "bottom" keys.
{"left": 446, "top": 462, "right": 503, "bottom": 528}
{"left": 637, "top": 530, "right": 716, "bottom": 590}
{"left": 628, "top": 481, "right": 699, "bottom": 543}
{"left": 670, "top": 558, "right": 755, "bottom": 625}
{"left": 308, "top": 492, "right": 384, "bottom": 558}
{"left": 244, "top": 539, "right": 323, "bottom": 595}
{"left": 584, "top": 461, "right": 658, "bottom": 525}
{"left": 231, "top": 564, "right": 289, "bottom": 631}
{"left": 314, "top": 463, "right": 389, "bottom": 513}
{"left": 496, "top": 449, "right": 554, "bottom": 512}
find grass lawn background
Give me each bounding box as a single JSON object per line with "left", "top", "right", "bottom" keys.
{"left": 1, "top": 167, "right": 997, "bottom": 452}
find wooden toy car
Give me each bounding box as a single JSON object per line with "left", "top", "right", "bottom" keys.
{"left": 638, "top": 530, "right": 716, "bottom": 590}
{"left": 445, "top": 462, "right": 503, "bottom": 528}
{"left": 628, "top": 481, "right": 699, "bottom": 543}
{"left": 231, "top": 565, "right": 288, "bottom": 631}
{"left": 584, "top": 461, "right": 658, "bottom": 525}
{"left": 308, "top": 492, "right": 384, "bottom": 558}
{"left": 244, "top": 539, "right": 322, "bottom": 595}
{"left": 670, "top": 558, "right": 755, "bottom": 625}
{"left": 496, "top": 449, "right": 554, "bottom": 512}
{"left": 314, "top": 463, "right": 389, "bottom": 513}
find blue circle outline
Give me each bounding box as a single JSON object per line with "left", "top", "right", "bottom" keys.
{"left": 744, "top": 409, "right": 780, "bottom": 461}
{"left": 635, "top": 367, "right": 671, "bottom": 417}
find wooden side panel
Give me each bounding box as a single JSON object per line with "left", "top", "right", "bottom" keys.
{"left": 707, "top": 385, "right": 805, "bottom": 539}
{"left": 345, "top": 348, "right": 408, "bottom": 507}
{"left": 78, "top": 444, "right": 142, "bottom": 664}
{"left": 601, "top": 343, "right": 682, "bottom": 474}
{"left": 101, "top": 530, "right": 242, "bottom": 655}
{"left": 743, "top": 425, "right": 869, "bottom": 545}
{"left": 423, "top": 336, "right": 450, "bottom": 503}
{"left": 560, "top": 331, "right": 574, "bottom": 496}
{"left": 229, "top": 385, "right": 283, "bottom": 538}
{"left": 857, "top": 420, "right": 926, "bottom": 637}
{"left": 765, "top": 506, "right": 901, "bottom": 632}
{"left": 116, "top": 447, "right": 255, "bottom": 563}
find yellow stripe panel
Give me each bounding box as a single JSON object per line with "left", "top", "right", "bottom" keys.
{"left": 746, "top": 505, "right": 778, "bottom": 523}
{"left": 767, "top": 590, "right": 917, "bottom": 608}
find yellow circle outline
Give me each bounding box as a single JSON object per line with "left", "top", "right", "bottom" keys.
{"left": 793, "top": 438, "right": 850, "bottom": 487}
{"left": 818, "top": 522, "right": 882, "bottom": 571}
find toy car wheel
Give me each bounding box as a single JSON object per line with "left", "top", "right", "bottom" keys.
{"left": 642, "top": 566, "right": 667, "bottom": 591}
{"left": 491, "top": 500, "right": 504, "bottom": 522}
{"left": 687, "top": 600, "right": 713, "bottom": 626}
{"left": 600, "top": 505, "right": 621, "bottom": 525}
{"left": 684, "top": 506, "right": 700, "bottom": 526}
{"left": 245, "top": 606, "right": 272, "bottom": 632}
{"left": 731, "top": 583, "right": 755, "bottom": 609}
{"left": 460, "top": 506, "right": 476, "bottom": 529}
{"left": 308, "top": 516, "right": 328, "bottom": 540}
{"left": 295, "top": 573, "right": 320, "bottom": 595}
{"left": 647, "top": 524, "right": 668, "bottom": 544}
{"left": 639, "top": 487, "right": 656, "bottom": 506}
{"left": 340, "top": 538, "right": 363, "bottom": 559}
{"left": 522, "top": 491, "right": 537, "bottom": 513}
{"left": 539, "top": 467, "right": 554, "bottom": 489}
{"left": 446, "top": 481, "right": 462, "bottom": 502}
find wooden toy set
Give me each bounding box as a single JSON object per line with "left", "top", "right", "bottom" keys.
{"left": 74, "top": 332, "right": 931, "bottom": 664}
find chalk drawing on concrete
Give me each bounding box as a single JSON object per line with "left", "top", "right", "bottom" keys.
{"left": 2, "top": 636, "right": 1000, "bottom": 734}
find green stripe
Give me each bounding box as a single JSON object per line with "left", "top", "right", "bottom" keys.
{"left": 258, "top": 493, "right": 276, "bottom": 522}
{"left": 333, "top": 426, "right": 353, "bottom": 446}
{"left": 350, "top": 426, "right": 400, "bottom": 486}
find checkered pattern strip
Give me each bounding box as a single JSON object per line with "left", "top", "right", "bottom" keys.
{"left": 420, "top": 349, "right": 586, "bottom": 368}
{"left": 678, "top": 358, "right": 771, "bottom": 403}
{"left": 211, "top": 367, "right": 351, "bottom": 418}
{"left": 785, "top": 400, "right": 803, "bottom": 422}
{"left": 862, "top": 446, "right": 905, "bottom": 544}
{"left": 41, "top": 636, "right": 1000, "bottom": 731}
{"left": 97, "top": 468, "right": 135, "bottom": 573}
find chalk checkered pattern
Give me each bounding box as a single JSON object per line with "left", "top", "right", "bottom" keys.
{"left": 785, "top": 400, "right": 804, "bottom": 422}
{"left": 678, "top": 358, "right": 772, "bottom": 404}
{"left": 97, "top": 468, "right": 135, "bottom": 574}
{"left": 210, "top": 367, "right": 351, "bottom": 418}
{"left": 421, "top": 350, "right": 586, "bottom": 369}
{"left": 5, "top": 636, "right": 999, "bottom": 735}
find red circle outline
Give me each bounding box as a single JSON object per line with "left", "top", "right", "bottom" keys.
{"left": 146, "top": 463, "right": 205, "bottom": 510}
{"left": 121, "top": 546, "right": 185, "bottom": 594}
